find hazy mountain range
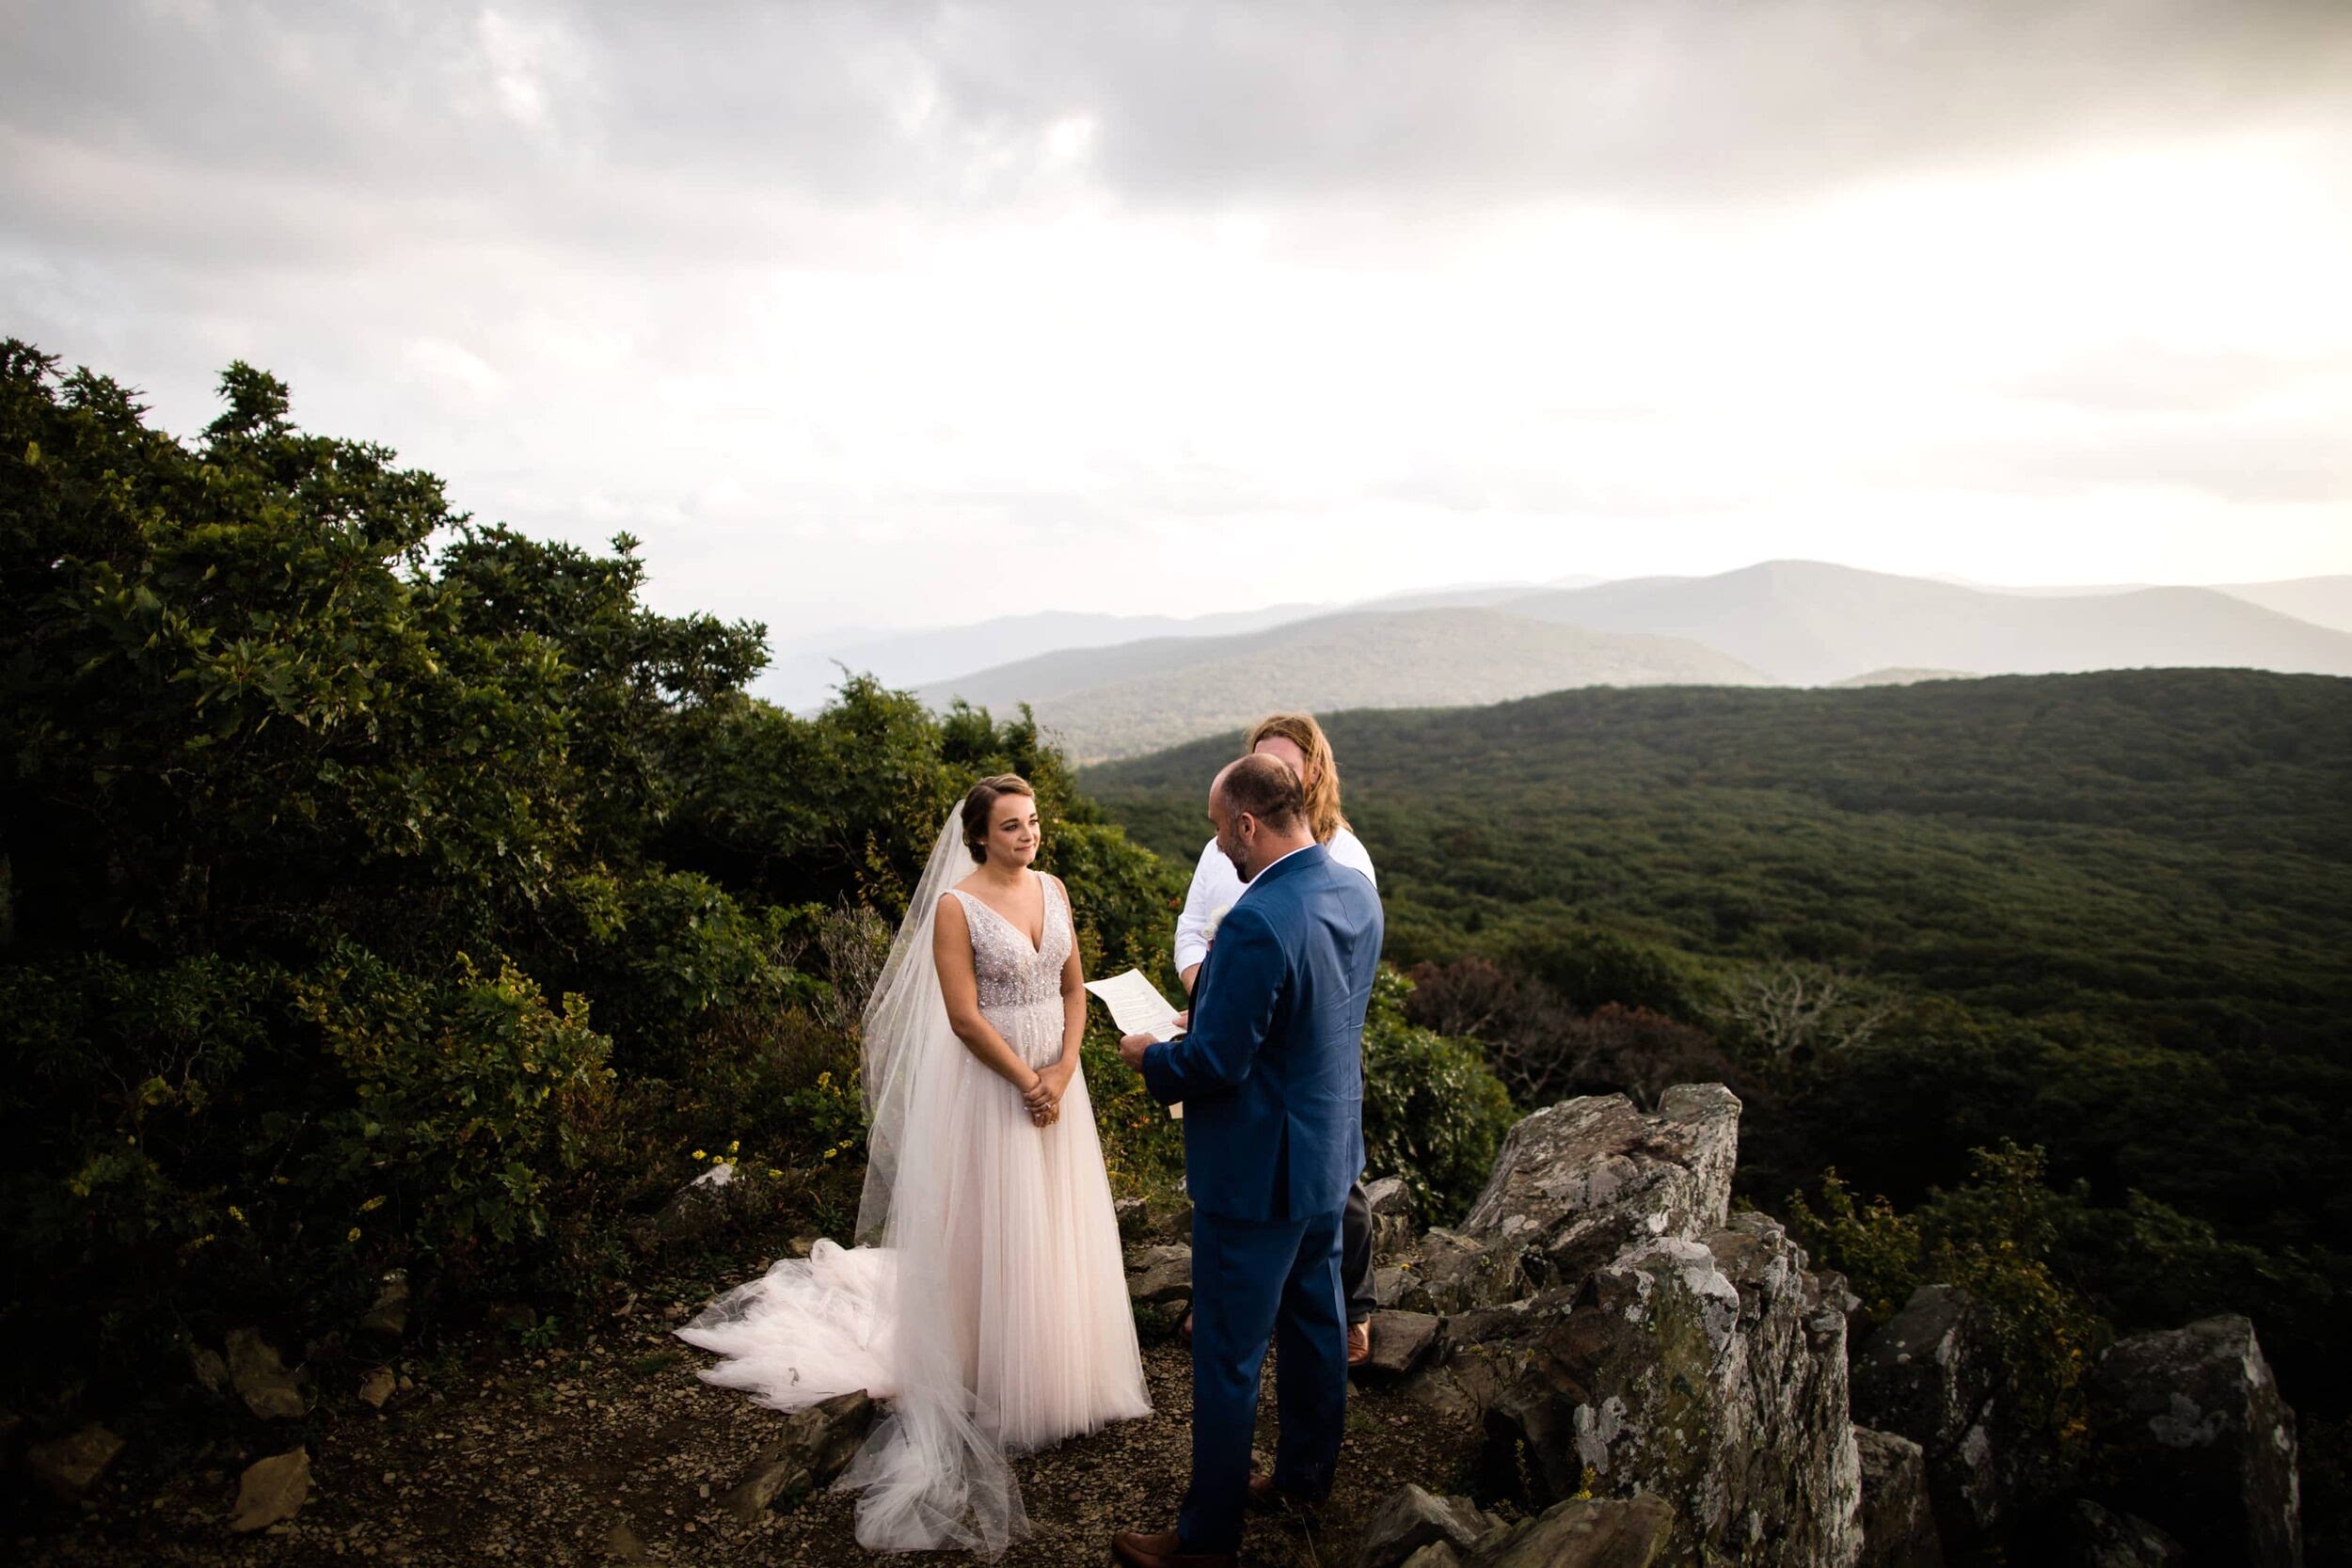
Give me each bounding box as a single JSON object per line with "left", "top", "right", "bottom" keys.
{"left": 755, "top": 576, "right": 1602, "bottom": 710}
{"left": 919, "top": 607, "right": 1768, "bottom": 761}
{"left": 772, "top": 561, "right": 2352, "bottom": 762}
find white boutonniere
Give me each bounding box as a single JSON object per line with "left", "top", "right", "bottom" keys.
{"left": 1203, "top": 904, "right": 1232, "bottom": 944}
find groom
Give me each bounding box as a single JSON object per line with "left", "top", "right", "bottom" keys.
{"left": 1115, "top": 753, "right": 1384, "bottom": 1567}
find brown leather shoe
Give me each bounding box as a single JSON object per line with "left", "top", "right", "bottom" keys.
{"left": 1347, "top": 1318, "right": 1372, "bottom": 1366}
{"left": 1111, "top": 1527, "right": 1235, "bottom": 1568}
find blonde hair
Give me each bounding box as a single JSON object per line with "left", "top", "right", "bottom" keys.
{"left": 1244, "top": 712, "right": 1346, "bottom": 844}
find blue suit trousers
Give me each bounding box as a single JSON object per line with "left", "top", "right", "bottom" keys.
{"left": 1179, "top": 1202, "right": 1349, "bottom": 1553}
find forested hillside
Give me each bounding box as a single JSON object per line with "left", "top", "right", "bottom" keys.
{"left": 1086, "top": 673, "right": 2352, "bottom": 1425}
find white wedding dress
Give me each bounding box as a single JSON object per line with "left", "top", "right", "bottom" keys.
{"left": 676, "top": 828, "right": 1149, "bottom": 1557}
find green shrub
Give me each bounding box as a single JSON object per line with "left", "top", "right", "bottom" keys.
{"left": 1362, "top": 966, "right": 1518, "bottom": 1224}
{"left": 1789, "top": 1141, "right": 2109, "bottom": 1449}
{"left": 294, "top": 946, "right": 615, "bottom": 1257}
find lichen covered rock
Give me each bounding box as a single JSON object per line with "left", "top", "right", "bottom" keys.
{"left": 1458, "top": 1085, "right": 1740, "bottom": 1292}
{"left": 1428, "top": 1089, "right": 1859, "bottom": 1568}
{"left": 2085, "top": 1314, "right": 2300, "bottom": 1568}
{"left": 1853, "top": 1426, "right": 1942, "bottom": 1568}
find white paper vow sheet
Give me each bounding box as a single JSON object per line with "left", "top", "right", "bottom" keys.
{"left": 1084, "top": 969, "right": 1186, "bottom": 1118}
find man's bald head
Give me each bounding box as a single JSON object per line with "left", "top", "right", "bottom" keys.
{"left": 1215, "top": 752, "right": 1307, "bottom": 832}
{"left": 1209, "top": 752, "right": 1312, "bottom": 882}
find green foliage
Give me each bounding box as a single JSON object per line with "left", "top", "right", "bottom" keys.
{"left": 0, "top": 342, "right": 1174, "bottom": 1409}
{"left": 1361, "top": 967, "right": 1518, "bottom": 1224}
{"left": 1791, "top": 1142, "right": 2108, "bottom": 1449}
{"left": 1087, "top": 672, "right": 2352, "bottom": 1417}
{"left": 1509, "top": 926, "right": 1704, "bottom": 1018}
{"left": 294, "top": 947, "right": 615, "bottom": 1254}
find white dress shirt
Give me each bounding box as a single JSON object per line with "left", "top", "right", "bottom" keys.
{"left": 1173, "top": 826, "right": 1378, "bottom": 979}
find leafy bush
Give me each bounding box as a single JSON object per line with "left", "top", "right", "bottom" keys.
{"left": 1362, "top": 966, "right": 1518, "bottom": 1224}
{"left": 0, "top": 342, "right": 1174, "bottom": 1411}
{"left": 294, "top": 947, "right": 616, "bottom": 1256}
{"left": 1789, "top": 1142, "right": 2109, "bottom": 1448}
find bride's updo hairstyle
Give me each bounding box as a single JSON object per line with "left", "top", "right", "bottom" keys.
{"left": 961, "top": 774, "right": 1035, "bottom": 863}
{"left": 1244, "top": 712, "right": 1347, "bottom": 844}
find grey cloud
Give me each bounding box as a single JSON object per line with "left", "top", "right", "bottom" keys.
{"left": 9, "top": 0, "right": 2351, "bottom": 254}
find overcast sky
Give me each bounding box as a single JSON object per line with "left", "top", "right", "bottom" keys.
{"left": 6, "top": 0, "right": 2350, "bottom": 640}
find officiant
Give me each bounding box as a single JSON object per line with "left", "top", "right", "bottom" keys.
{"left": 1173, "top": 713, "right": 1381, "bottom": 1366}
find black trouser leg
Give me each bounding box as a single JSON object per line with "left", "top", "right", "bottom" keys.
{"left": 1341, "top": 1178, "right": 1375, "bottom": 1325}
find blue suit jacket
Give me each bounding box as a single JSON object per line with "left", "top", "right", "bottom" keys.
{"left": 1141, "top": 843, "right": 1384, "bottom": 1222}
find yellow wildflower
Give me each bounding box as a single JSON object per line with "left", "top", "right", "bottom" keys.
{"left": 346, "top": 1227, "right": 361, "bottom": 1243}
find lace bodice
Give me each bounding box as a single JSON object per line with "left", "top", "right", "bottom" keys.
{"left": 947, "top": 873, "right": 1073, "bottom": 1014}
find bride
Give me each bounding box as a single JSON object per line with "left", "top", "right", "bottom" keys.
{"left": 675, "top": 774, "right": 1151, "bottom": 1555}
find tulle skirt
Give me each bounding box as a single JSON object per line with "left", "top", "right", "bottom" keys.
{"left": 677, "top": 994, "right": 1149, "bottom": 1553}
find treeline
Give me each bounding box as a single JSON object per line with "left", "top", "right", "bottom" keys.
{"left": 1084, "top": 673, "right": 2352, "bottom": 1428}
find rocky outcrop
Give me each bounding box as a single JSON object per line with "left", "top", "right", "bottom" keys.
{"left": 720, "top": 1389, "right": 875, "bottom": 1523}
{"left": 1125, "top": 1244, "right": 1193, "bottom": 1308}
{"left": 1364, "top": 1176, "right": 1418, "bottom": 1259}
{"left": 225, "top": 1327, "right": 307, "bottom": 1421}
{"left": 1460, "top": 1084, "right": 1740, "bottom": 1290}
{"left": 628, "top": 1164, "right": 753, "bottom": 1253}
{"left": 2084, "top": 1314, "right": 2301, "bottom": 1568}
{"left": 230, "top": 1448, "right": 311, "bottom": 1532}
{"left": 1396, "top": 1086, "right": 1861, "bottom": 1568}
{"left": 1394, "top": 1227, "right": 1538, "bottom": 1315}
{"left": 25, "top": 1422, "right": 123, "bottom": 1504}
{"left": 1357, "top": 1484, "right": 1500, "bottom": 1568}
{"left": 1357, "top": 1484, "right": 1673, "bottom": 1568}
{"left": 2065, "top": 1499, "right": 2188, "bottom": 1567}
{"left": 358, "top": 1269, "right": 411, "bottom": 1341}
{"left": 1473, "top": 1494, "right": 1677, "bottom": 1568}
{"left": 1361, "top": 1310, "right": 1443, "bottom": 1378}
{"left": 1358, "top": 1080, "right": 2303, "bottom": 1568}
{"left": 1849, "top": 1285, "right": 2015, "bottom": 1540}
{"left": 1853, "top": 1426, "right": 1941, "bottom": 1568}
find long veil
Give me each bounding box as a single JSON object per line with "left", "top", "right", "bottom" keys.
{"left": 854, "top": 806, "right": 975, "bottom": 1246}
{"left": 681, "top": 804, "right": 1027, "bottom": 1557}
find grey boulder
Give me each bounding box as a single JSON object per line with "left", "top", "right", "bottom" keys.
{"left": 1854, "top": 1426, "right": 1942, "bottom": 1568}
{"left": 2084, "top": 1313, "right": 2300, "bottom": 1568}
{"left": 1473, "top": 1493, "right": 1677, "bottom": 1568}
{"left": 230, "top": 1448, "right": 311, "bottom": 1533}
{"left": 1357, "top": 1483, "right": 1496, "bottom": 1568}
{"left": 2064, "top": 1498, "right": 2189, "bottom": 1567}
{"left": 1459, "top": 1084, "right": 1740, "bottom": 1291}
{"left": 25, "top": 1422, "right": 124, "bottom": 1504}
{"left": 1125, "top": 1244, "right": 1194, "bottom": 1308}
{"left": 721, "top": 1388, "right": 876, "bottom": 1523}
{"left": 225, "top": 1327, "right": 307, "bottom": 1421}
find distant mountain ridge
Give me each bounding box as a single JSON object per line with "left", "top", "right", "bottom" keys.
{"left": 898, "top": 561, "right": 2352, "bottom": 757}
{"left": 920, "top": 606, "right": 1768, "bottom": 761}
{"left": 1493, "top": 561, "right": 2352, "bottom": 687}
{"left": 755, "top": 574, "right": 1606, "bottom": 709}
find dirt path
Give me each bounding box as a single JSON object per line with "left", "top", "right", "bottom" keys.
{"left": 18, "top": 1290, "right": 1484, "bottom": 1566}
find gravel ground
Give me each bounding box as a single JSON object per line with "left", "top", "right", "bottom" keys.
{"left": 13, "top": 1291, "right": 1486, "bottom": 1567}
